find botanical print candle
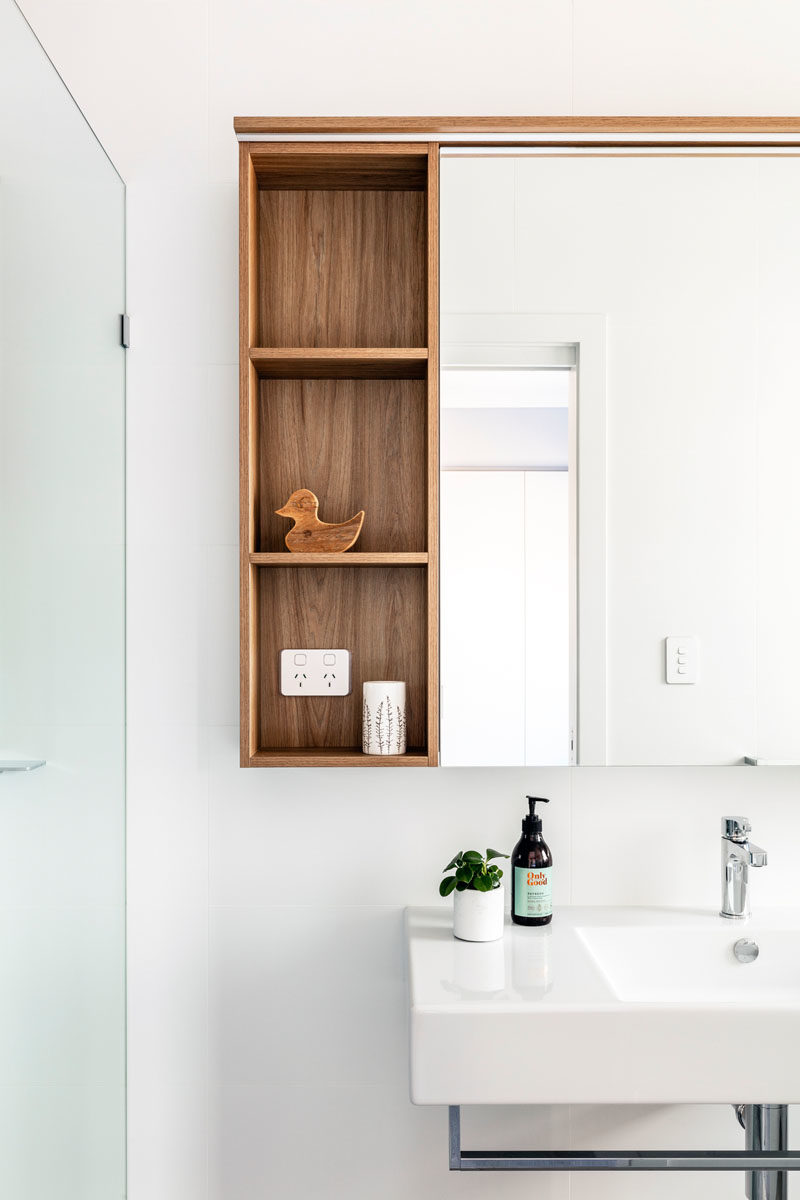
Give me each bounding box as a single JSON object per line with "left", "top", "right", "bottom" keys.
{"left": 362, "top": 681, "right": 407, "bottom": 754}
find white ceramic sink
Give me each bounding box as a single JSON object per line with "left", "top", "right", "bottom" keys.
{"left": 576, "top": 922, "right": 800, "bottom": 1004}
{"left": 407, "top": 906, "right": 800, "bottom": 1106}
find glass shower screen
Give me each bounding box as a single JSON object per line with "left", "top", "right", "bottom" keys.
{"left": 0, "top": 2, "right": 126, "bottom": 1196}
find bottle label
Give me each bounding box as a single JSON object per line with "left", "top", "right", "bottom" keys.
{"left": 514, "top": 865, "right": 552, "bottom": 918}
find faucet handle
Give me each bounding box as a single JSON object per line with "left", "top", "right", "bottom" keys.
{"left": 722, "top": 815, "right": 751, "bottom": 840}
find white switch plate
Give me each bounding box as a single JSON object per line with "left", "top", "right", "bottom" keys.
{"left": 280, "top": 649, "right": 351, "bottom": 696}
{"left": 665, "top": 636, "right": 698, "bottom": 684}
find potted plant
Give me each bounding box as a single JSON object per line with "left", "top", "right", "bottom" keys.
{"left": 439, "top": 848, "right": 509, "bottom": 942}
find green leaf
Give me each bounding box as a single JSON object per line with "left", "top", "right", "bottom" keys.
{"left": 485, "top": 848, "right": 509, "bottom": 861}
{"left": 456, "top": 881, "right": 468, "bottom": 891}
{"left": 473, "top": 873, "right": 492, "bottom": 892}
{"left": 494, "top": 867, "right": 504, "bottom": 880}
{"left": 443, "top": 853, "right": 462, "bottom": 872}
{"left": 455, "top": 865, "right": 474, "bottom": 884}
{"left": 439, "top": 876, "right": 458, "bottom": 897}
{"left": 462, "top": 850, "right": 484, "bottom": 864}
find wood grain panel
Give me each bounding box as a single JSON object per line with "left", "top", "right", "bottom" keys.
{"left": 257, "top": 188, "right": 425, "bottom": 347}
{"left": 250, "top": 347, "right": 427, "bottom": 379}
{"left": 256, "top": 377, "right": 427, "bottom": 553}
{"left": 256, "top": 566, "right": 427, "bottom": 751}
{"left": 236, "top": 116, "right": 800, "bottom": 137}
{"left": 249, "top": 147, "right": 426, "bottom": 189}
{"left": 239, "top": 146, "right": 259, "bottom": 764}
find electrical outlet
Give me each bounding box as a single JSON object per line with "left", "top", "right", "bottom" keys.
{"left": 665, "top": 636, "right": 698, "bottom": 684}
{"left": 280, "top": 649, "right": 351, "bottom": 696}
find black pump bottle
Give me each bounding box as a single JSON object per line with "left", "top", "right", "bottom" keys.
{"left": 511, "top": 797, "right": 553, "bottom": 926}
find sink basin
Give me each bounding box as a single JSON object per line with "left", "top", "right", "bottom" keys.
{"left": 576, "top": 921, "right": 800, "bottom": 1004}
{"left": 407, "top": 906, "right": 800, "bottom": 1106}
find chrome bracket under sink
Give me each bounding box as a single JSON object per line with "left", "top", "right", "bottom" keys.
{"left": 448, "top": 1105, "right": 796, "bottom": 1190}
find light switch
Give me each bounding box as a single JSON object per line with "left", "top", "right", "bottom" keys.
{"left": 666, "top": 636, "right": 698, "bottom": 684}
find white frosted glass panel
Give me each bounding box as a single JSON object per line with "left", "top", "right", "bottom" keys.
{"left": 0, "top": 2, "right": 126, "bottom": 1196}
{"left": 525, "top": 472, "right": 571, "bottom": 765}
{"left": 0, "top": 545, "right": 125, "bottom": 727}
{"left": 441, "top": 472, "right": 526, "bottom": 766}
{"left": 0, "top": 725, "right": 124, "bottom": 906}
{"left": 1, "top": 363, "right": 125, "bottom": 548}
{"left": 0, "top": 1085, "right": 125, "bottom": 1200}
{"left": 0, "top": 906, "right": 125, "bottom": 1085}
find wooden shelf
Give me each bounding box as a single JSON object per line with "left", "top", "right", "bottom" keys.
{"left": 247, "top": 747, "right": 431, "bottom": 768}
{"left": 250, "top": 552, "right": 428, "bottom": 566}
{"left": 250, "top": 347, "right": 428, "bottom": 380}
{"left": 239, "top": 140, "right": 439, "bottom": 767}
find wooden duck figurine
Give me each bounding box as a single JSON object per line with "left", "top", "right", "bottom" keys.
{"left": 275, "top": 488, "right": 365, "bottom": 553}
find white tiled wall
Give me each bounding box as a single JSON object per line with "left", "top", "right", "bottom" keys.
{"left": 16, "top": 1, "right": 800, "bottom": 1196}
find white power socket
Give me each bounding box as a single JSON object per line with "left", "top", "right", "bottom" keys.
{"left": 280, "top": 649, "right": 351, "bottom": 696}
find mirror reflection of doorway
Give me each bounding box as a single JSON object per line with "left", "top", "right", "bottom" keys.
{"left": 440, "top": 365, "right": 575, "bottom": 766}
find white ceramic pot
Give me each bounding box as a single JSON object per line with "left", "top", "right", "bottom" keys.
{"left": 453, "top": 885, "right": 505, "bottom": 942}
{"left": 362, "top": 680, "right": 407, "bottom": 754}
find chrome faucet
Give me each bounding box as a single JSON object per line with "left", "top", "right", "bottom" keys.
{"left": 720, "top": 816, "right": 767, "bottom": 919}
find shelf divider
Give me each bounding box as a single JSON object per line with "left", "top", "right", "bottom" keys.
{"left": 250, "top": 347, "right": 428, "bottom": 379}
{"left": 249, "top": 747, "right": 430, "bottom": 768}
{"left": 250, "top": 552, "right": 428, "bottom": 567}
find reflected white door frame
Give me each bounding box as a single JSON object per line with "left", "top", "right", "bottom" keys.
{"left": 441, "top": 313, "right": 607, "bottom": 766}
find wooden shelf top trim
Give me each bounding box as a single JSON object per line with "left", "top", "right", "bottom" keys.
{"left": 248, "top": 747, "right": 431, "bottom": 767}
{"left": 247, "top": 140, "right": 428, "bottom": 153}
{"left": 235, "top": 115, "right": 800, "bottom": 138}
{"left": 250, "top": 552, "right": 428, "bottom": 566}
{"left": 246, "top": 144, "right": 428, "bottom": 188}
{"left": 250, "top": 347, "right": 428, "bottom": 379}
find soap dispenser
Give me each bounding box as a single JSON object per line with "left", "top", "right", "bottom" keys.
{"left": 511, "top": 796, "right": 553, "bottom": 926}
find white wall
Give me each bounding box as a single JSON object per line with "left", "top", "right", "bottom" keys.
{"left": 15, "top": 1, "right": 800, "bottom": 1197}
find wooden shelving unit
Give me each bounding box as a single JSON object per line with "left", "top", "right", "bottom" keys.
{"left": 239, "top": 140, "right": 439, "bottom": 767}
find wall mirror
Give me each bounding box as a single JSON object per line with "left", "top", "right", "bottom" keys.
{"left": 440, "top": 147, "right": 800, "bottom": 767}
